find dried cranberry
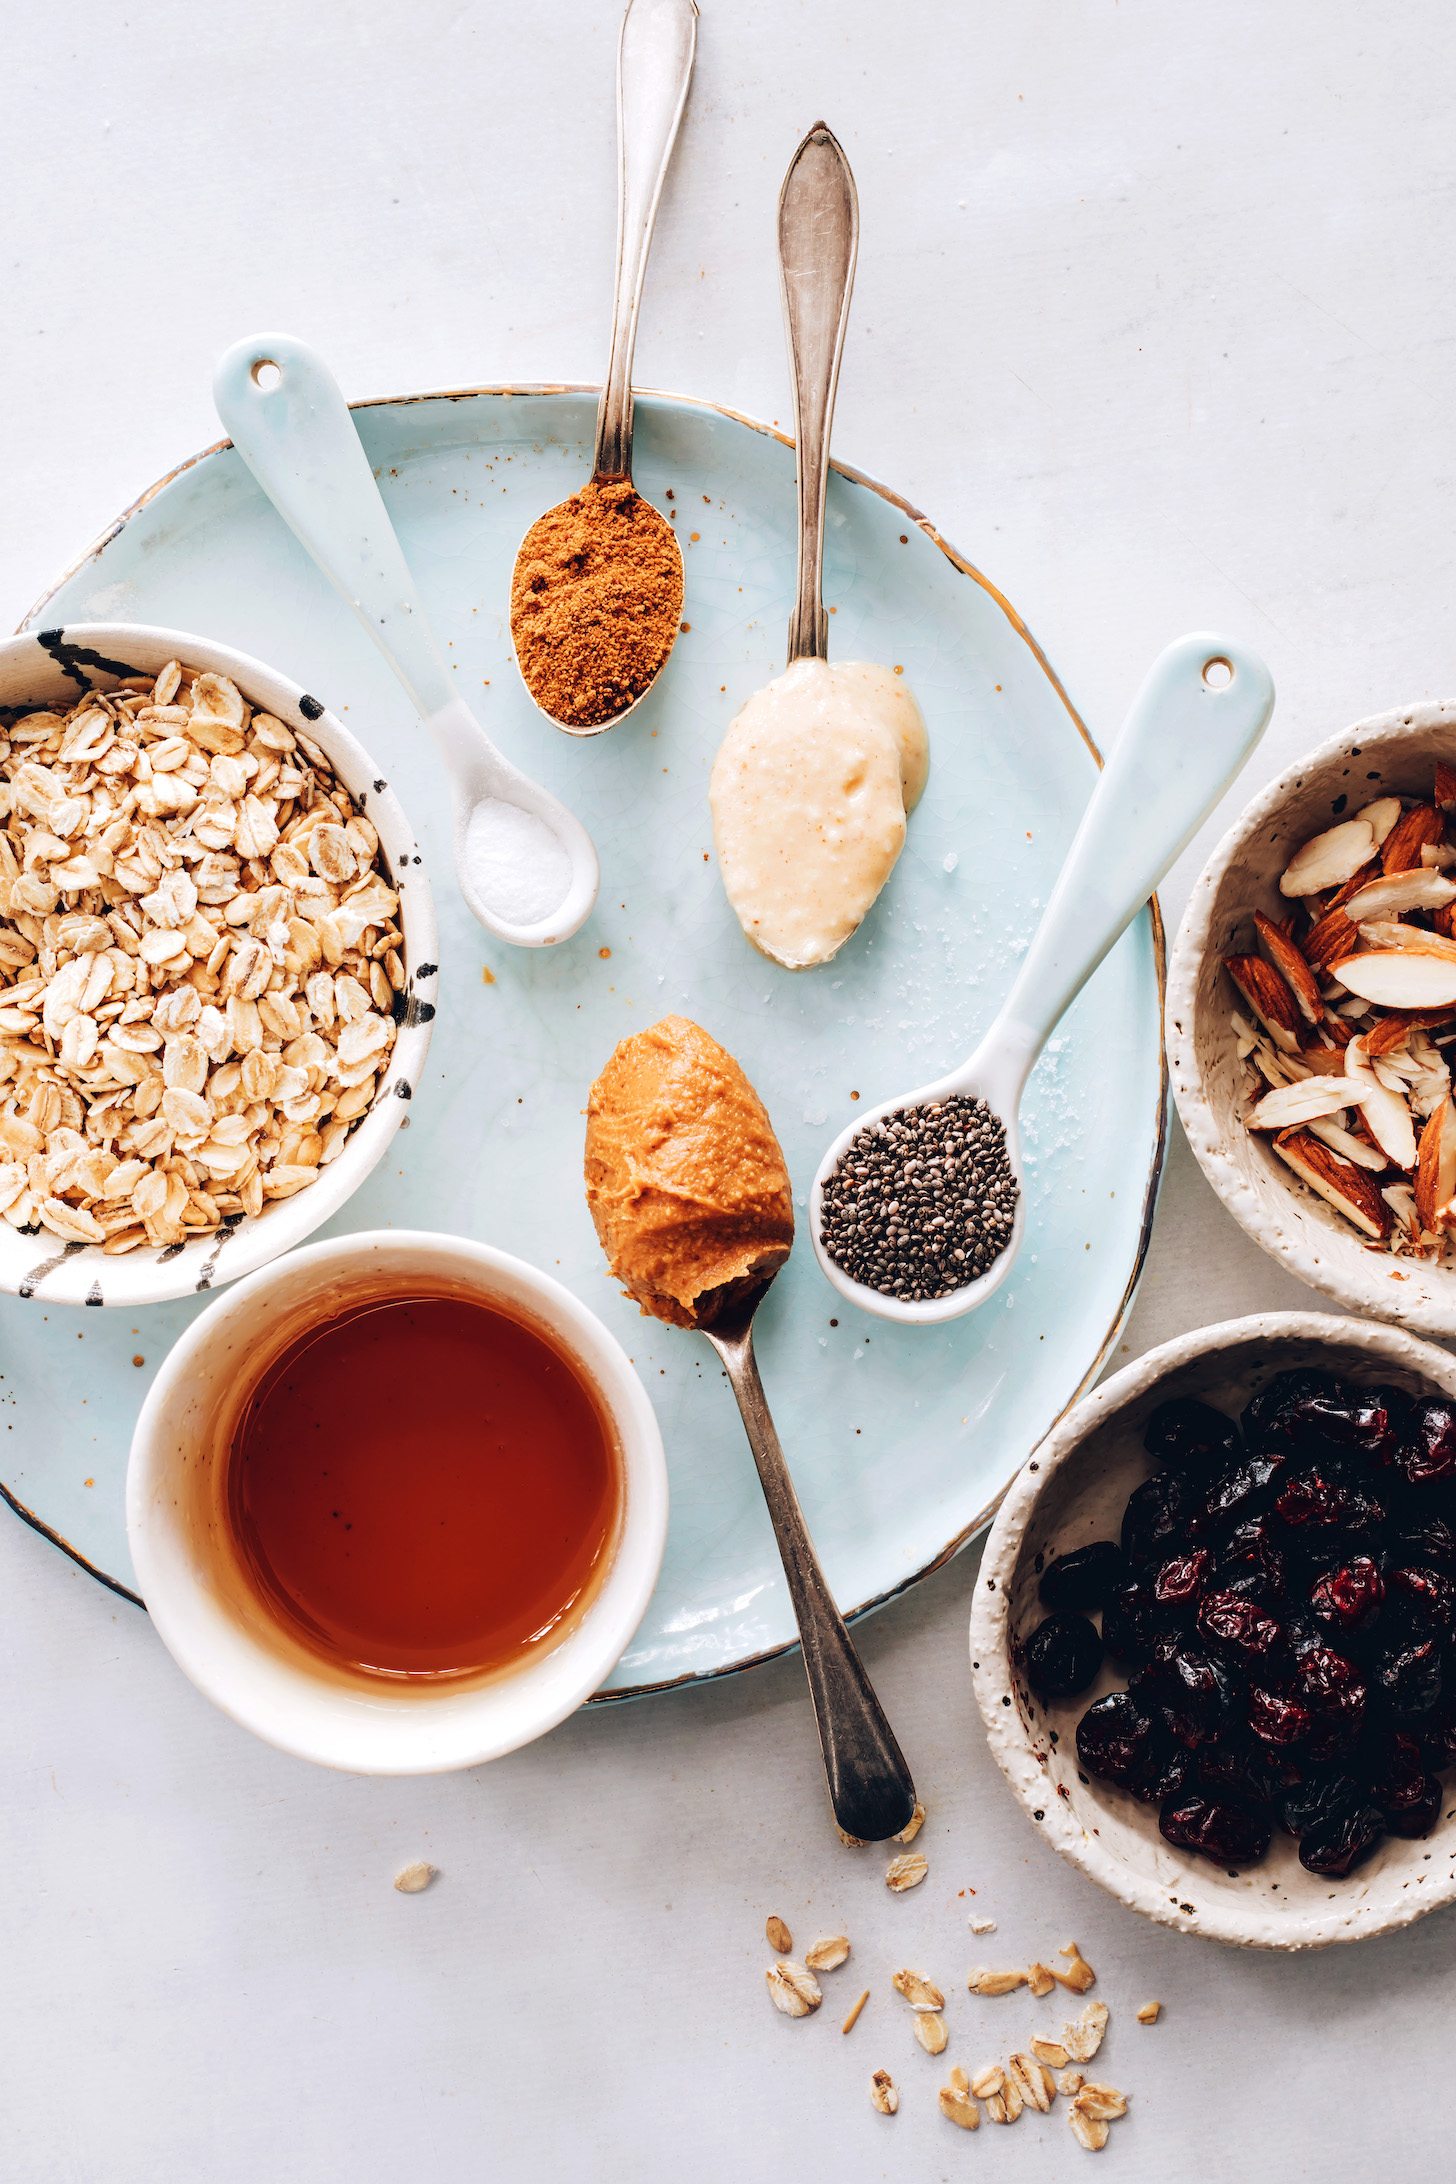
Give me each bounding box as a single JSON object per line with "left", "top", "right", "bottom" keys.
{"left": 1278, "top": 1769, "right": 1363, "bottom": 1839}
{"left": 1276, "top": 1463, "right": 1385, "bottom": 1538}
{"left": 1309, "top": 1557, "right": 1385, "bottom": 1636}
{"left": 1197, "top": 1736, "right": 1299, "bottom": 1806}
{"left": 1396, "top": 1398, "right": 1456, "bottom": 1487}
{"left": 1038, "top": 1540, "right": 1127, "bottom": 1612}
{"left": 1391, "top": 1515, "right": 1456, "bottom": 1569}
{"left": 1076, "top": 1691, "right": 1159, "bottom": 1786}
{"left": 1198, "top": 1590, "right": 1287, "bottom": 1672}
{"left": 1371, "top": 1631, "right": 1443, "bottom": 1719}
{"left": 1286, "top": 1381, "right": 1408, "bottom": 1465}
{"left": 1298, "top": 1799, "right": 1385, "bottom": 1875}
{"left": 1127, "top": 1741, "right": 1196, "bottom": 1805}
{"left": 1159, "top": 1791, "right": 1272, "bottom": 1867}
{"left": 1218, "top": 1516, "right": 1289, "bottom": 1606}
{"left": 1386, "top": 1565, "right": 1456, "bottom": 1630}
{"left": 1121, "top": 1471, "right": 1198, "bottom": 1567}
{"left": 1101, "top": 1582, "right": 1163, "bottom": 1667}
{"left": 1188, "top": 1452, "right": 1286, "bottom": 1540}
{"left": 1142, "top": 1398, "right": 1241, "bottom": 1474}
{"left": 1132, "top": 1641, "right": 1239, "bottom": 1749}
{"left": 1384, "top": 1777, "right": 1443, "bottom": 1837}
{"left": 1023, "top": 1612, "right": 1103, "bottom": 1698}
{"left": 1249, "top": 1685, "right": 1312, "bottom": 1748}
{"left": 1153, "top": 1549, "right": 1217, "bottom": 1613}
{"left": 1241, "top": 1368, "right": 1339, "bottom": 1451}
{"left": 1295, "top": 1644, "right": 1367, "bottom": 1760}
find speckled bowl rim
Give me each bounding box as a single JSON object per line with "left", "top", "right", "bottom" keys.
{"left": 1167, "top": 699, "right": 1456, "bottom": 1334}
{"left": 970, "top": 1309, "right": 1456, "bottom": 1951}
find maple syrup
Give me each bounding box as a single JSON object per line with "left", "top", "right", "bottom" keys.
{"left": 224, "top": 1291, "right": 621, "bottom": 1681}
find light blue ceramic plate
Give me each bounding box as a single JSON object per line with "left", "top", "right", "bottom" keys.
{"left": 8, "top": 387, "right": 1166, "bottom": 1695}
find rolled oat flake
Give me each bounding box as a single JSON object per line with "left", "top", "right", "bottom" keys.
{"left": 817, "top": 1095, "right": 1019, "bottom": 1302}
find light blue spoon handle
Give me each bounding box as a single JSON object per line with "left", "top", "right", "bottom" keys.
{"left": 986, "top": 632, "right": 1275, "bottom": 1089}
{"left": 213, "top": 334, "right": 459, "bottom": 722}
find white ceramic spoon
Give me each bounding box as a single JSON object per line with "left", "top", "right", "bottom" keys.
{"left": 213, "top": 333, "right": 600, "bottom": 947}
{"left": 811, "top": 632, "right": 1276, "bottom": 1325}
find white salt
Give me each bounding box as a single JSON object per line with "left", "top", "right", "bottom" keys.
{"left": 464, "top": 797, "right": 571, "bottom": 926}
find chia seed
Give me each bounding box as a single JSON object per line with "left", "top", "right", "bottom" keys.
{"left": 817, "top": 1094, "right": 1020, "bottom": 1301}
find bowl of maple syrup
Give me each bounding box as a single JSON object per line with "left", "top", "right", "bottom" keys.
{"left": 126, "top": 1229, "right": 668, "bottom": 1772}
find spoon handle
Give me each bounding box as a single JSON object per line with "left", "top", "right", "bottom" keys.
{"left": 978, "top": 632, "right": 1276, "bottom": 1106}
{"left": 778, "top": 125, "right": 859, "bottom": 665}
{"left": 592, "top": 0, "right": 698, "bottom": 482}
{"left": 706, "top": 1320, "right": 917, "bottom": 1841}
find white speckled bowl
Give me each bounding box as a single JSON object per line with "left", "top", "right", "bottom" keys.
{"left": 970, "top": 1312, "right": 1456, "bottom": 1950}
{"left": 1168, "top": 700, "right": 1456, "bottom": 1335}
{"left": 0, "top": 624, "right": 436, "bottom": 1307}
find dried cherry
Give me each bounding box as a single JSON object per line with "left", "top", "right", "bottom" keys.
{"left": 1101, "top": 1582, "right": 1163, "bottom": 1667}
{"left": 1277, "top": 1769, "right": 1363, "bottom": 1840}
{"left": 1121, "top": 1471, "right": 1198, "bottom": 1567}
{"left": 1294, "top": 1644, "right": 1367, "bottom": 1761}
{"left": 1076, "top": 1692, "right": 1159, "bottom": 1786}
{"left": 1396, "top": 1397, "right": 1456, "bottom": 1487}
{"left": 1298, "top": 1799, "right": 1385, "bottom": 1876}
{"left": 1309, "top": 1557, "right": 1385, "bottom": 1636}
{"left": 1038, "top": 1540, "right": 1127, "bottom": 1612}
{"left": 1241, "top": 1368, "right": 1338, "bottom": 1452}
{"left": 1159, "top": 1792, "right": 1272, "bottom": 1867}
{"left": 1132, "top": 1640, "right": 1239, "bottom": 1749}
{"left": 1217, "top": 1516, "right": 1289, "bottom": 1606}
{"left": 1153, "top": 1549, "right": 1217, "bottom": 1613}
{"left": 1384, "top": 1776, "right": 1443, "bottom": 1838}
{"left": 1275, "top": 1463, "right": 1385, "bottom": 1538}
{"left": 1024, "top": 1611, "right": 1103, "bottom": 1698}
{"left": 1285, "top": 1381, "right": 1408, "bottom": 1465}
{"left": 1188, "top": 1453, "right": 1284, "bottom": 1540}
{"left": 1197, "top": 1590, "right": 1287, "bottom": 1673}
{"left": 1390, "top": 1515, "right": 1456, "bottom": 1570}
{"left": 1370, "top": 1631, "right": 1442, "bottom": 1719}
{"left": 1385, "top": 1564, "right": 1456, "bottom": 1630}
{"left": 1142, "top": 1398, "right": 1241, "bottom": 1474}
{"left": 1248, "top": 1685, "right": 1311, "bottom": 1748}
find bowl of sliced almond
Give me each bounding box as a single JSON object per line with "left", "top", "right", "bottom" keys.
{"left": 0, "top": 624, "right": 436, "bottom": 1307}
{"left": 1169, "top": 699, "right": 1456, "bottom": 1334}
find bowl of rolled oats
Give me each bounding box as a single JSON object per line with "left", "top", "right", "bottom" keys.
{"left": 1169, "top": 700, "right": 1456, "bottom": 1336}
{"left": 0, "top": 624, "right": 436, "bottom": 1305}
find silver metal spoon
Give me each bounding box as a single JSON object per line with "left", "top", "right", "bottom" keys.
{"left": 510, "top": 0, "right": 695, "bottom": 736}
{"left": 213, "top": 333, "right": 599, "bottom": 948}
{"left": 695, "top": 1272, "right": 916, "bottom": 1843}
{"left": 779, "top": 121, "right": 857, "bottom": 666}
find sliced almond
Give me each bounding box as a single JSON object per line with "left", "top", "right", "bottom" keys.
{"left": 1273, "top": 1128, "right": 1393, "bottom": 1239}
{"left": 1225, "top": 954, "right": 1301, "bottom": 1052}
{"left": 1008, "top": 2053, "right": 1054, "bottom": 2113}
{"left": 1253, "top": 910, "right": 1322, "bottom": 1021}
{"left": 870, "top": 2068, "right": 898, "bottom": 2115}
{"left": 1356, "top": 918, "right": 1456, "bottom": 961}
{"left": 939, "top": 2068, "right": 980, "bottom": 2131}
{"left": 1246, "top": 1074, "right": 1352, "bottom": 1131}
{"left": 1329, "top": 855, "right": 1383, "bottom": 909}
{"left": 1026, "top": 1960, "right": 1057, "bottom": 1997}
{"left": 1303, "top": 901, "right": 1357, "bottom": 976}
{"left": 968, "top": 1966, "right": 1027, "bottom": 1995}
{"left": 1052, "top": 1942, "right": 1096, "bottom": 1994}
{"left": 1415, "top": 1099, "right": 1456, "bottom": 1234}
{"left": 766, "top": 1960, "right": 822, "bottom": 2017}
{"left": 1364, "top": 1006, "right": 1456, "bottom": 1054}
{"left": 892, "top": 1799, "right": 925, "bottom": 1844}
{"left": 892, "top": 1968, "right": 945, "bottom": 2010}
{"left": 915, "top": 2012, "right": 949, "bottom": 2056}
{"left": 1357, "top": 794, "right": 1404, "bottom": 845}
{"left": 1033, "top": 2036, "right": 1072, "bottom": 2067}
{"left": 1434, "top": 764, "right": 1456, "bottom": 814}
{"left": 1343, "top": 869, "right": 1456, "bottom": 921}
{"left": 1423, "top": 841, "right": 1456, "bottom": 868}
{"left": 1061, "top": 2001, "right": 1110, "bottom": 2063}
{"left": 1280, "top": 818, "right": 1376, "bottom": 896}
{"left": 1334, "top": 951, "right": 1456, "bottom": 1010}
{"left": 1382, "top": 802, "right": 1444, "bottom": 874}
{"left": 805, "top": 1934, "right": 850, "bottom": 1973}
{"left": 766, "top": 1914, "right": 792, "bottom": 1954}
{"left": 885, "top": 1852, "right": 928, "bottom": 1892}
{"left": 1305, "top": 1114, "right": 1390, "bottom": 1171}
{"left": 1344, "top": 1035, "right": 1418, "bottom": 1167}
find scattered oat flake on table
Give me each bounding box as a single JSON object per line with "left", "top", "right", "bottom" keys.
{"left": 765, "top": 1914, "right": 792, "bottom": 1954}
{"left": 1074, "top": 2083, "right": 1128, "bottom": 2122}
{"left": 884, "top": 1851, "right": 927, "bottom": 1891}
{"left": 1032, "top": 2036, "right": 1071, "bottom": 2068}
{"left": 393, "top": 1861, "right": 436, "bottom": 1894}
{"left": 986, "top": 2072, "right": 1023, "bottom": 2125}
{"left": 968, "top": 1965, "right": 1026, "bottom": 1995}
{"left": 968, "top": 1915, "right": 997, "bottom": 1934}
{"left": 766, "top": 1960, "right": 822, "bottom": 2017}
{"left": 1061, "top": 2001, "right": 1109, "bottom": 2062}
{"left": 970, "top": 2064, "right": 1004, "bottom": 2098}
{"left": 841, "top": 1988, "right": 870, "bottom": 2035}
{"left": 1027, "top": 1960, "right": 1055, "bottom": 1996}
{"left": 869, "top": 2069, "right": 898, "bottom": 2115}
{"left": 835, "top": 1822, "right": 867, "bottom": 1848}
{"left": 1069, "top": 2105, "right": 1109, "bottom": 2152}
{"left": 914, "top": 2012, "right": 948, "bottom": 2056}
{"left": 938, "top": 2067, "right": 980, "bottom": 2131}
{"left": 1058, "top": 2068, "right": 1086, "bottom": 2097}
{"left": 1136, "top": 2000, "right": 1161, "bottom": 2024}
{"left": 1053, "top": 1941, "right": 1096, "bottom": 1993}
{"left": 804, "top": 1933, "right": 849, "bottom": 1972}
{"left": 1008, "top": 2053, "right": 1054, "bottom": 2114}
{"left": 892, "top": 1799, "right": 925, "bottom": 1844}
{"left": 891, "top": 1967, "right": 944, "bottom": 2010}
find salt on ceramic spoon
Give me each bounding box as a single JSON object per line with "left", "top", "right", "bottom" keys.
{"left": 710, "top": 126, "right": 929, "bottom": 970}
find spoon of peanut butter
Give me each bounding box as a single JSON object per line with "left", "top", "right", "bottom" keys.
{"left": 585, "top": 1016, "right": 917, "bottom": 1841}
{"left": 510, "top": 0, "right": 694, "bottom": 736}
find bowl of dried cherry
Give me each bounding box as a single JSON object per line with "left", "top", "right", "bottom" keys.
{"left": 970, "top": 1310, "right": 1456, "bottom": 1948}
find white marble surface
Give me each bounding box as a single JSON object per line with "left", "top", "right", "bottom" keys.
{"left": 3, "top": 1, "right": 1452, "bottom": 2175}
